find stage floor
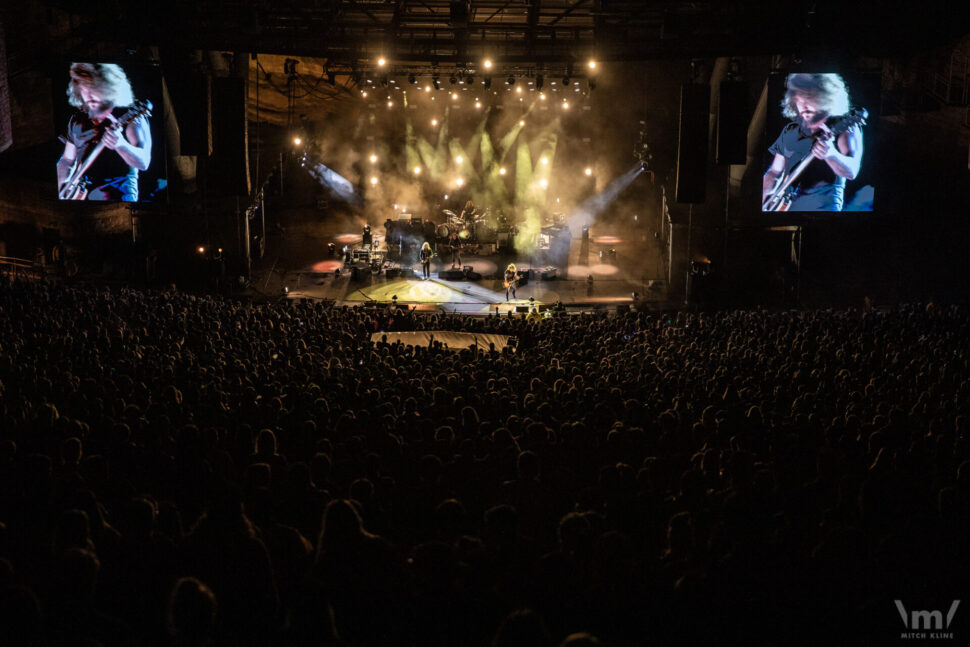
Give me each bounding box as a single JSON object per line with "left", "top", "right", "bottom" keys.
{"left": 247, "top": 209, "right": 670, "bottom": 313}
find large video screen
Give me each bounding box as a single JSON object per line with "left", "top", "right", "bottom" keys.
{"left": 52, "top": 61, "right": 166, "bottom": 203}
{"left": 762, "top": 72, "right": 877, "bottom": 214}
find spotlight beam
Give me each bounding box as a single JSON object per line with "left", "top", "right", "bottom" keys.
{"left": 305, "top": 159, "right": 362, "bottom": 206}
{"left": 567, "top": 163, "right": 645, "bottom": 232}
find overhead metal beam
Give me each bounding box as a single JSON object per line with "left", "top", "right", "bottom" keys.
{"left": 548, "top": 0, "right": 590, "bottom": 26}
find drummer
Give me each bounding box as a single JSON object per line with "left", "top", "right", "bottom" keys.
{"left": 460, "top": 200, "right": 478, "bottom": 225}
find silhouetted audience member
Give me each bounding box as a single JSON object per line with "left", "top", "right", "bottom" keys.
{"left": 313, "top": 499, "right": 405, "bottom": 646}
{"left": 167, "top": 577, "right": 218, "bottom": 647}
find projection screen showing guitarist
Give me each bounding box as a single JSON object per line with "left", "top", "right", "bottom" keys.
{"left": 55, "top": 62, "right": 162, "bottom": 202}
{"left": 762, "top": 73, "right": 873, "bottom": 213}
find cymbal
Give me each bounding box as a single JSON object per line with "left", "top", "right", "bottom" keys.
{"left": 442, "top": 209, "right": 457, "bottom": 218}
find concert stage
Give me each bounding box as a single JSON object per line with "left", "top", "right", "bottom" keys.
{"left": 249, "top": 212, "right": 669, "bottom": 314}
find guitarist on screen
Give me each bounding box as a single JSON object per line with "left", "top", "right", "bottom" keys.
{"left": 762, "top": 73, "right": 863, "bottom": 212}
{"left": 56, "top": 63, "right": 152, "bottom": 201}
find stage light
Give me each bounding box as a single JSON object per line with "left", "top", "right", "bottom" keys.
{"left": 499, "top": 167, "right": 507, "bottom": 175}
{"left": 387, "top": 100, "right": 393, "bottom": 108}
{"left": 451, "top": 92, "right": 458, "bottom": 100}
{"left": 217, "top": 248, "right": 223, "bottom": 254}
{"left": 370, "top": 176, "right": 378, "bottom": 185}
{"left": 535, "top": 74, "right": 544, "bottom": 91}
{"left": 377, "top": 57, "right": 386, "bottom": 67}
{"left": 588, "top": 60, "right": 597, "bottom": 70}
{"left": 197, "top": 246, "right": 205, "bottom": 254}
{"left": 425, "top": 84, "right": 432, "bottom": 92}
{"left": 293, "top": 136, "right": 302, "bottom": 146}
{"left": 483, "top": 59, "right": 493, "bottom": 70}
{"left": 562, "top": 101, "right": 570, "bottom": 110}
{"left": 540, "top": 156, "right": 548, "bottom": 165}
{"left": 369, "top": 154, "right": 378, "bottom": 163}
{"left": 475, "top": 100, "right": 481, "bottom": 109}
{"left": 519, "top": 120, "right": 525, "bottom": 126}
{"left": 444, "top": 194, "right": 449, "bottom": 200}
{"left": 456, "top": 155, "right": 463, "bottom": 164}
{"left": 585, "top": 167, "right": 593, "bottom": 176}
{"left": 361, "top": 91, "right": 368, "bottom": 97}
{"left": 413, "top": 166, "right": 422, "bottom": 175}
{"left": 456, "top": 178, "right": 464, "bottom": 187}
{"left": 506, "top": 75, "right": 515, "bottom": 85}
{"left": 431, "top": 118, "right": 439, "bottom": 126}
{"left": 540, "top": 92, "right": 546, "bottom": 100}
{"left": 539, "top": 178, "right": 548, "bottom": 188}
{"left": 516, "top": 86, "right": 523, "bottom": 94}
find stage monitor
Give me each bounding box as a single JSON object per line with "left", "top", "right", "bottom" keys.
{"left": 51, "top": 60, "right": 167, "bottom": 203}
{"left": 761, "top": 72, "right": 878, "bottom": 217}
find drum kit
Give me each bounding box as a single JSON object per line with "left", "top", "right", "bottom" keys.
{"left": 437, "top": 207, "right": 499, "bottom": 244}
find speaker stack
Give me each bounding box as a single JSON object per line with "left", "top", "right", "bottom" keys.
{"left": 716, "top": 80, "right": 748, "bottom": 165}
{"left": 675, "top": 83, "right": 710, "bottom": 204}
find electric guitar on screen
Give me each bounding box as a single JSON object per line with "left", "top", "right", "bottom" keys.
{"left": 762, "top": 107, "right": 867, "bottom": 212}
{"left": 58, "top": 99, "right": 153, "bottom": 200}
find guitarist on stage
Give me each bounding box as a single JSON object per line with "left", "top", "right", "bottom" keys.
{"left": 57, "top": 63, "right": 152, "bottom": 201}
{"left": 419, "top": 242, "right": 434, "bottom": 279}
{"left": 762, "top": 73, "right": 862, "bottom": 212}
{"left": 504, "top": 263, "right": 519, "bottom": 301}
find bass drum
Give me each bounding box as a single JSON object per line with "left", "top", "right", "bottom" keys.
{"left": 436, "top": 223, "right": 452, "bottom": 239}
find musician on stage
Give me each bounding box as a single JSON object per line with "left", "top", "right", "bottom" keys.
{"left": 762, "top": 73, "right": 862, "bottom": 212}
{"left": 57, "top": 63, "right": 152, "bottom": 201}
{"left": 504, "top": 263, "right": 519, "bottom": 301}
{"left": 419, "top": 242, "right": 433, "bottom": 279}
{"left": 460, "top": 200, "right": 478, "bottom": 225}
{"left": 449, "top": 232, "right": 463, "bottom": 269}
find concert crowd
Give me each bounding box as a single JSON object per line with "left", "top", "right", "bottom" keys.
{"left": 1, "top": 278, "right": 968, "bottom": 645}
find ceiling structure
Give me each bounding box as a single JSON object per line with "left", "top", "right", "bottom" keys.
{"left": 40, "top": 1, "right": 965, "bottom": 72}
{"left": 12, "top": 2, "right": 966, "bottom": 128}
